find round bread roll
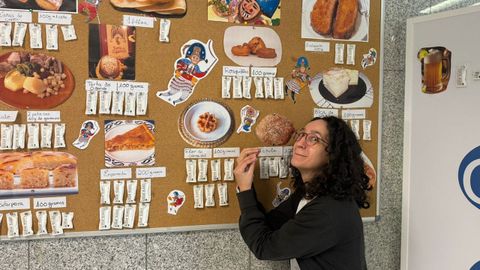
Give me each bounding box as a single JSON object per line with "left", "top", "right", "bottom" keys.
{"left": 96, "top": 56, "right": 123, "bottom": 79}
{"left": 255, "top": 113, "right": 295, "bottom": 146}
{"left": 23, "top": 77, "right": 46, "bottom": 95}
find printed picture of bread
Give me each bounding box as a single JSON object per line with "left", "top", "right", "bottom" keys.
{"left": 0, "top": 170, "right": 14, "bottom": 190}
{"left": 31, "top": 151, "right": 77, "bottom": 170}
{"left": 35, "top": 0, "right": 63, "bottom": 11}
{"left": 255, "top": 114, "right": 295, "bottom": 146}
{"left": 52, "top": 164, "right": 77, "bottom": 188}
{"left": 256, "top": 48, "right": 277, "bottom": 59}
{"left": 231, "top": 37, "right": 277, "bottom": 59}
{"left": 20, "top": 168, "right": 49, "bottom": 189}
{"left": 231, "top": 44, "right": 251, "bottom": 56}
{"left": 96, "top": 55, "right": 124, "bottom": 80}
{"left": 247, "top": 37, "right": 266, "bottom": 54}
{"left": 310, "top": 0, "right": 359, "bottom": 39}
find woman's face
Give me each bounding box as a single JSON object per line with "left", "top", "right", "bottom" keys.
{"left": 290, "top": 119, "right": 329, "bottom": 181}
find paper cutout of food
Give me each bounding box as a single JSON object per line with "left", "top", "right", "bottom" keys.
{"left": 0, "top": 152, "right": 78, "bottom": 191}
{"left": 96, "top": 55, "right": 126, "bottom": 80}
{"left": 197, "top": 112, "right": 218, "bottom": 133}
{"left": 323, "top": 68, "right": 359, "bottom": 98}
{"left": 255, "top": 113, "right": 295, "bottom": 146}
{"left": 310, "top": 0, "right": 358, "bottom": 39}
{"left": 0, "top": 52, "right": 68, "bottom": 99}
{"left": 231, "top": 36, "right": 277, "bottom": 58}
{"left": 35, "top": 0, "right": 63, "bottom": 10}
{"left": 105, "top": 124, "right": 155, "bottom": 152}
{"left": 110, "top": 0, "right": 186, "bottom": 15}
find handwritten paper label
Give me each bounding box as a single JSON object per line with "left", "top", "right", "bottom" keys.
{"left": 38, "top": 13, "right": 72, "bottom": 25}
{"left": 123, "top": 15, "right": 154, "bottom": 28}
{"left": 184, "top": 148, "right": 213, "bottom": 159}
{"left": 0, "top": 198, "right": 30, "bottom": 211}
{"left": 33, "top": 197, "right": 66, "bottom": 209}
{"left": 117, "top": 81, "right": 149, "bottom": 93}
{"left": 0, "top": 10, "right": 32, "bottom": 23}
{"left": 258, "top": 147, "right": 283, "bottom": 157}
{"left": 100, "top": 168, "right": 132, "bottom": 180}
{"left": 305, "top": 41, "right": 330, "bottom": 52}
{"left": 314, "top": 108, "right": 339, "bottom": 118}
{"left": 223, "top": 66, "right": 250, "bottom": 77}
{"left": 283, "top": 146, "right": 293, "bottom": 157}
{"left": 341, "top": 109, "right": 366, "bottom": 120}
{"left": 0, "top": 111, "right": 18, "bottom": 122}
{"left": 213, "top": 147, "right": 240, "bottom": 158}
{"left": 136, "top": 167, "right": 166, "bottom": 178}
{"left": 85, "top": 79, "right": 117, "bottom": 92}
{"left": 251, "top": 67, "right": 277, "bottom": 77}
{"left": 27, "top": 111, "right": 61, "bottom": 122}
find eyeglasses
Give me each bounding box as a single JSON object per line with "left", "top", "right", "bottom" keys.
{"left": 293, "top": 129, "right": 328, "bottom": 146}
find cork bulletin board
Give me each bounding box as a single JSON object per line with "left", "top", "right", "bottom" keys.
{"left": 0, "top": 0, "right": 382, "bottom": 238}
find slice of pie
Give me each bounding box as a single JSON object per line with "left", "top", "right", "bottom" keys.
{"left": 105, "top": 124, "right": 155, "bottom": 152}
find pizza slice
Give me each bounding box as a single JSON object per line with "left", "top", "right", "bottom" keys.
{"left": 105, "top": 124, "right": 155, "bottom": 152}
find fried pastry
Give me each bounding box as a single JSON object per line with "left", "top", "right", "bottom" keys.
{"left": 247, "top": 37, "right": 266, "bottom": 54}
{"left": 105, "top": 124, "right": 155, "bottom": 152}
{"left": 333, "top": 0, "right": 358, "bottom": 39}
{"left": 35, "top": 0, "right": 63, "bottom": 11}
{"left": 256, "top": 48, "right": 277, "bottom": 59}
{"left": 231, "top": 44, "right": 251, "bottom": 56}
{"left": 197, "top": 112, "right": 218, "bottom": 133}
{"left": 310, "top": 0, "right": 337, "bottom": 35}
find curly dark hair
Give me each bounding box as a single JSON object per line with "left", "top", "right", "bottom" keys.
{"left": 292, "top": 116, "right": 371, "bottom": 208}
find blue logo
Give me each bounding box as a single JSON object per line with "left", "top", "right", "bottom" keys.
{"left": 471, "top": 261, "right": 480, "bottom": 270}
{"left": 458, "top": 146, "right": 480, "bottom": 210}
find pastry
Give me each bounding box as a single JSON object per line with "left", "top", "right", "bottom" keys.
{"left": 23, "top": 77, "right": 46, "bottom": 95}
{"left": 35, "top": 0, "right": 63, "bottom": 11}
{"left": 105, "top": 124, "right": 155, "bottom": 152}
{"left": 20, "top": 168, "right": 49, "bottom": 189}
{"left": 333, "top": 0, "right": 358, "bottom": 39}
{"left": 310, "top": 0, "right": 337, "bottom": 35}
{"left": 96, "top": 55, "right": 124, "bottom": 80}
{"left": 0, "top": 153, "right": 34, "bottom": 174}
{"left": 31, "top": 151, "right": 77, "bottom": 170}
{"left": 323, "top": 68, "right": 350, "bottom": 98}
{"left": 0, "top": 170, "right": 14, "bottom": 190}
{"left": 255, "top": 114, "right": 295, "bottom": 146}
{"left": 197, "top": 112, "right": 218, "bottom": 133}
{"left": 256, "top": 48, "right": 277, "bottom": 59}
{"left": 247, "top": 37, "right": 266, "bottom": 54}
{"left": 345, "top": 69, "right": 359, "bottom": 85}
{"left": 52, "top": 164, "right": 77, "bottom": 188}
{"left": 231, "top": 44, "right": 251, "bottom": 56}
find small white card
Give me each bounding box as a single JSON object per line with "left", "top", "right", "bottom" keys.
{"left": 100, "top": 168, "right": 133, "bottom": 180}
{"left": 258, "top": 147, "right": 283, "bottom": 157}
{"left": 29, "top": 23, "right": 42, "bottom": 49}
{"left": 341, "top": 109, "right": 366, "bottom": 120}
{"left": 314, "top": 108, "right": 339, "bottom": 118}
{"left": 123, "top": 15, "right": 155, "bottom": 28}
{"left": 283, "top": 146, "right": 293, "bottom": 157}
{"left": 184, "top": 148, "right": 213, "bottom": 159}
{"left": 85, "top": 79, "right": 117, "bottom": 92}
{"left": 117, "top": 81, "right": 149, "bottom": 93}
{"left": 136, "top": 167, "right": 166, "bottom": 178}
{"left": 60, "top": 25, "right": 77, "bottom": 41}
{"left": 251, "top": 67, "right": 277, "bottom": 77}
{"left": 305, "top": 41, "right": 330, "bottom": 52}
{"left": 213, "top": 147, "right": 240, "bottom": 158}
{"left": 0, "top": 198, "right": 30, "bottom": 211}
{"left": 33, "top": 197, "right": 67, "bottom": 209}
{"left": 0, "top": 111, "right": 18, "bottom": 122}
{"left": 0, "top": 10, "right": 33, "bottom": 23}
{"left": 0, "top": 22, "right": 12, "bottom": 46}
{"left": 45, "top": 24, "right": 58, "bottom": 51}
{"left": 223, "top": 66, "right": 250, "bottom": 77}
{"left": 38, "top": 13, "right": 72, "bottom": 25}
{"left": 27, "top": 111, "right": 61, "bottom": 122}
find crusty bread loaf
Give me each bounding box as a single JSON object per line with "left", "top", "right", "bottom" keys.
{"left": 0, "top": 170, "right": 14, "bottom": 190}
{"left": 31, "top": 151, "right": 77, "bottom": 170}
{"left": 35, "top": 0, "right": 62, "bottom": 11}
{"left": 310, "top": 0, "right": 337, "bottom": 35}
{"left": 333, "top": 0, "right": 358, "bottom": 39}
{"left": 20, "top": 168, "right": 49, "bottom": 189}
{"left": 52, "top": 164, "right": 77, "bottom": 188}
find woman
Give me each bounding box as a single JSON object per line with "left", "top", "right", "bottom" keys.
{"left": 234, "top": 116, "right": 370, "bottom": 270}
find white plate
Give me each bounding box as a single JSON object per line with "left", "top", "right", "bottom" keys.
{"left": 104, "top": 121, "right": 155, "bottom": 166}
{"left": 183, "top": 101, "right": 232, "bottom": 142}
{"left": 224, "top": 26, "right": 282, "bottom": 67}
{"left": 301, "top": 0, "right": 369, "bottom": 42}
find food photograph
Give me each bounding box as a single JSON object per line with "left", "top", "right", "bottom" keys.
{"left": 301, "top": 0, "right": 369, "bottom": 41}
{"left": 0, "top": 0, "right": 77, "bottom": 12}
{"left": 0, "top": 51, "right": 75, "bottom": 109}
{"left": 223, "top": 25, "right": 282, "bottom": 66}
{"left": 88, "top": 24, "right": 136, "bottom": 80}
{"left": 207, "top": 0, "right": 281, "bottom": 26}
{"left": 110, "top": 0, "right": 187, "bottom": 16}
